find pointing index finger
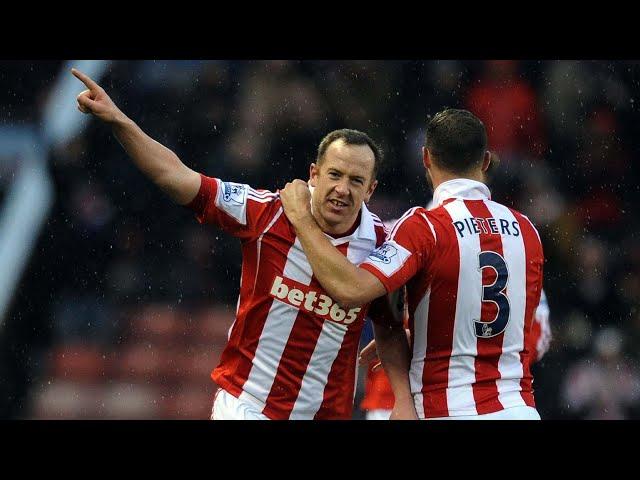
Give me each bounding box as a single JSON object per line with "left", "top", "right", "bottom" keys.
{"left": 71, "top": 68, "right": 101, "bottom": 93}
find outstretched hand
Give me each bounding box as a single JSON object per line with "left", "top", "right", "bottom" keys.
{"left": 71, "top": 68, "right": 124, "bottom": 123}
{"left": 279, "top": 179, "right": 314, "bottom": 228}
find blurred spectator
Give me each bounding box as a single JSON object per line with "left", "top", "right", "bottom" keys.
{"left": 571, "top": 106, "right": 629, "bottom": 236}
{"left": 561, "top": 327, "right": 640, "bottom": 419}
{"left": 465, "top": 60, "right": 547, "bottom": 162}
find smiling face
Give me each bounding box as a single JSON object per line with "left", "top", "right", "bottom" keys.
{"left": 309, "top": 138, "right": 378, "bottom": 235}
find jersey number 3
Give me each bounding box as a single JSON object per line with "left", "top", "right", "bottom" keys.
{"left": 475, "top": 251, "right": 510, "bottom": 338}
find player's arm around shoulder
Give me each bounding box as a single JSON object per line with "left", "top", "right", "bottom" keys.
{"left": 277, "top": 179, "right": 387, "bottom": 308}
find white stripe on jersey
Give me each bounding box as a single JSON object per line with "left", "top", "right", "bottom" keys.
{"left": 411, "top": 289, "right": 430, "bottom": 419}
{"left": 484, "top": 201, "right": 528, "bottom": 409}
{"left": 253, "top": 207, "right": 284, "bottom": 294}
{"left": 289, "top": 321, "right": 347, "bottom": 419}
{"left": 389, "top": 207, "right": 420, "bottom": 239}
{"left": 521, "top": 214, "right": 542, "bottom": 243}
{"left": 248, "top": 188, "right": 277, "bottom": 199}
{"left": 240, "top": 238, "right": 313, "bottom": 405}
{"left": 247, "top": 196, "right": 278, "bottom": 204}
{"left": 443, "top": 200, "right": 480, "bottom": 415}
{"left": 289, "top": 235, "right": 377, "bottom": 418}
{"left": 419, "top": 212, "right": 438, "bottom": 244}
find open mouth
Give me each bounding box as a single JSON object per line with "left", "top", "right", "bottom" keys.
{"left": 328, "top": 199, "right": 349, "bottom": 208}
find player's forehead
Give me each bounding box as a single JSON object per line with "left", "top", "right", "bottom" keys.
{"left": 321, "top": 139, "right": 375, "bottom": 177}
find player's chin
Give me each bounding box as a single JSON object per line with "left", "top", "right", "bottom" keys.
{"left": 323, "top": 204, "right": 352, "bottom": 221}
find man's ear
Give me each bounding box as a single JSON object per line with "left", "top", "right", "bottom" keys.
{"left": 423, "top": 146, "right": 432, "bottom": 169}
{"left": 482, "top": 150, "right": 497, "bottom": 173}
{"left": 310, "top": 162, "right": 319, "bottom": 187}
{"left": 364, "top": 179, "right": 378, "bottom": 203}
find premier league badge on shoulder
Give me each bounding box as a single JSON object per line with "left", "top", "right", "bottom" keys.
{"left": 222, "top": 182, "right": 246, "bottom": 206}
{"left": 370, "top": 244, "right": 398, "bottom": 264}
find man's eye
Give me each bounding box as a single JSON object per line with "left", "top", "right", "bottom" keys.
{"left": 329, "top": 172, "right": 340, "bottom": 178}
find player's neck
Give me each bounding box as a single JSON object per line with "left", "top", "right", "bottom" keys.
{"left": 431, "top": 168, "right": 486, "bottom": 190}
{"left": 311, "top": 204, "right": 360, "bottom": 238}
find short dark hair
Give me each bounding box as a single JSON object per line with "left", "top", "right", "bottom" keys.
{"left": 424, "top": 109, "right": 487, "bottom": 174}
{"left": 317, "top": 129, "right": 383, "bottom": 180}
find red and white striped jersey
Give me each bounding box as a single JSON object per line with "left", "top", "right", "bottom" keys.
{"left": 361, "top": 290, "right": 550, "bottom": 412}
{"left": 361, "top": 178, "right": 544, "bottom": 418}
{"left": 187, "top": 174, "right": 387, "bottom": 419}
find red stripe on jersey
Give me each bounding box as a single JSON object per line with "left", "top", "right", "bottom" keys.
{"left": 374, "top": 223, "right": 389, "bottom": 249}
{"left": 314, "top": 242, "right": 360, "bottom": 419}
{"left": 510, "top": 210, "right": 543, "bottom": 407}
{"left": 263, "top": 242, "right": 351, "bottom": 420}
{"left": 211, "top": 212, "right": 294, "bottom": 397}
{"left": 420, "top": 207, "right": 459, "bottom": 417}
{"left": 375, "top": 222, "right": 388, "bottom": 246}
{"left": 314, "top": 319, "right": 362, "bottom": 419}
{"left": 315, "top": 242, "right": 365, "bottom": 419}
{"left": 262, "top": 304, "right": 325, "bottom": 419}
{"left": 389, "top": 207, "right": 419, "bottom": 238}
{"left": 463, "top": 199, "right": 505, "bottom": 414}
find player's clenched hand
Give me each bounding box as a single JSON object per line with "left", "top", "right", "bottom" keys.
{"left": 71, "top": 68, "right": 124, "bottom": 124}
{"left": 280, "top": 179, "right": 314, "bottom": 227}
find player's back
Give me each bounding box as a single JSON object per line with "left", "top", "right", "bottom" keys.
{"left": 410, "top": 193, "right": 544, "bottom": 418}
{"left": 375, "top": 181, "right": 544, "bottom": 418}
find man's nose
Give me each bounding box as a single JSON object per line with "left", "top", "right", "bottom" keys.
{"left": 334, "top": 180, "right": 349, "bottom": 196}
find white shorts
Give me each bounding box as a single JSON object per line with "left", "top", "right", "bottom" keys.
{"left": 210, "top": 388, "right": 270, "bottom": 420}
{"left": 365, "top": 409, "right": 392, "bottom": 420}
{"left": 426, "top": 405, "right": 540, "bottom": 420}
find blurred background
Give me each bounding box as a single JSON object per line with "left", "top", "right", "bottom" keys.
{"left": 1, "top": 59, "right": 639, "bottom": 419}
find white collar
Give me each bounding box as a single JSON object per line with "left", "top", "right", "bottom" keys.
{"left": 308, "top": 183, "right": 376, "bottom": 242}
{"left": 431, "top": 178, "right": 491, "bottom": 206}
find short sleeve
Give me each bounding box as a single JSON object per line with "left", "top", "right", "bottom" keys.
{"left": 360, "top": 208, "right": 436, "bottom": 293}
{"left": 185, "top": 174, "right": 280, "bottom": 240}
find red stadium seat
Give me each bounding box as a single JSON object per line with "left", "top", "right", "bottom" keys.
{"left": 127, "top": 303, "right": 184, "bottom": 343}
{"left": 117, "top": 343, "right": 162, "bottom": 380}
{"left": 174, "top": 345, "right": 217, "bottom": 382}
{"left": 50, "top": 343, "right": 112, "bottom": 382}
{"left": 159, "top": 384, "right": 217, "bottom": 419}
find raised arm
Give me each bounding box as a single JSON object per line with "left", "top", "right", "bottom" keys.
{"left": 279, "top": 179, "right": 387, "bottom": 309}
{"left": 71, "top": 68, "right": 201, "bottom": 205}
